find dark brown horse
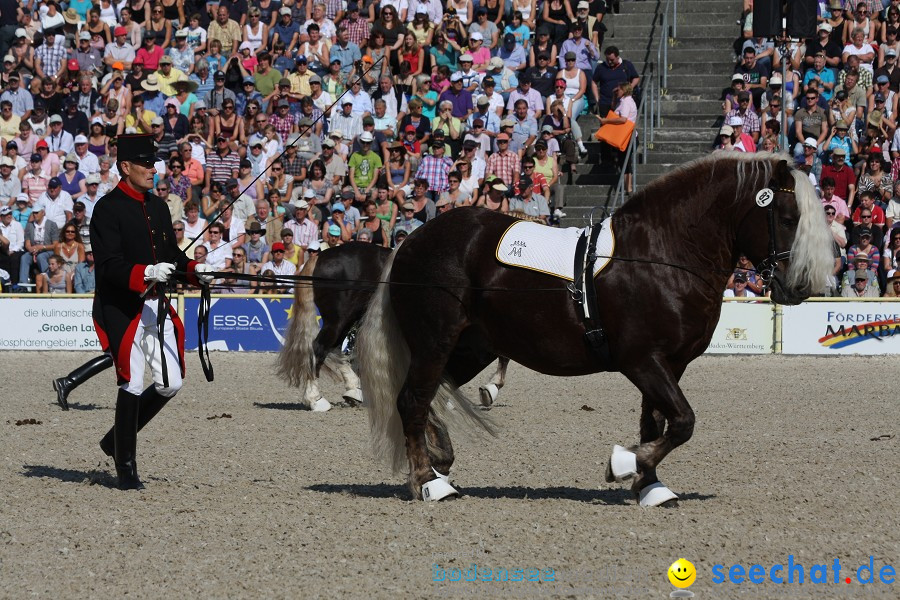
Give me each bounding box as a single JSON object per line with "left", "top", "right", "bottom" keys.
{"left": 358, "top": 154, "right": 834, "bottom": 505}
{"left": 278, "top": 242, "right": 510, "bottom": 411}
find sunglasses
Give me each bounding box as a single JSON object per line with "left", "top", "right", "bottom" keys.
{"left": 272, "top": 249, "right": 285, "bottom": 253}
{"left": 825, "top": 211, "right": 836, "bottom": 215}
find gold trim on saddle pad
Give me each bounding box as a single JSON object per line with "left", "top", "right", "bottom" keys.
{"left": 495, "top": 219, "right": 616, "bottom": 281}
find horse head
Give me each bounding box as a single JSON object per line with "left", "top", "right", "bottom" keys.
{"left": 737, "top": 158, "right": 833, "bottom": 305}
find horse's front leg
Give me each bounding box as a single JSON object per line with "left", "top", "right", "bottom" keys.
{"left": 608, "top": 356, "right": 694, "bottom": 507}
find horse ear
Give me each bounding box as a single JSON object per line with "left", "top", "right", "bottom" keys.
{"left": 774, "top": 159, "right": 793, "bottom": 185}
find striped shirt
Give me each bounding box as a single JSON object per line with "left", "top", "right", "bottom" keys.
{"left": 206, "top": 150, "right": 241, "bottom": 186}
{"left": 286, "top": 217, "right": 319, "bottom": 248}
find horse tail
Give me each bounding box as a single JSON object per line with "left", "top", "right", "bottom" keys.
{"left": 276, "top": 253, "right": 320, "bottom": 389}
{"left": 358, "top": 249, "right": 410, "bottom": 472}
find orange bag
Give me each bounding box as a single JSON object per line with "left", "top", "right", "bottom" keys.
{"left": 594, "top": 111, "right": 636, "bottom": 151}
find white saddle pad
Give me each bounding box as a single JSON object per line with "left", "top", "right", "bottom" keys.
{"left": 495, "top": 219, "right": 615, "bottom": 281}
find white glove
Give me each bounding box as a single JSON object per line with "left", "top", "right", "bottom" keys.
{"left": 144, "top": 262, "right": 176, "bottom": 283}
{"left": 194, "top": 263, "right": 215, "bottom": 284}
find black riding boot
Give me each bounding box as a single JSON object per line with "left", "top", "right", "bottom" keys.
{"left": 100, "top": 385, "right": 170, "bottom": 457}
{"left": 53, "top": 354, "right": 114, "bottom": 410}
{"left": 113, "top": 388, "right": 144, "bottom": 490}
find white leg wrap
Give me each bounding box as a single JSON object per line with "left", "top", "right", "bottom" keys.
{"left": 342, "top": 387, "right": 363, "bottom": 404}
{"left": 479, "top": 383, "right": 499, "bottom": 407}
{"left": 422, "top": 475, "right": 458, "bottom": 501}
{"left": 639, "top": 481, "right": 679, "bottom": 507}
{"left": 311, "top": 398, "right": 332, "bottom": 412}
{"left": 304, "top": 379, "right": 322, "bottom": 404}
{"left": 609, "top": 445, "right": 638, "bottom": 481}
{"left": 432, "top": 467, "right": 449, "bottom": 482}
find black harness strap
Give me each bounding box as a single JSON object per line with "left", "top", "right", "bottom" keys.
{"left": 571, "top": 223, "right": 613, "bottom": 366}
{"left": 198, "top": 283, "right": 214, "bottom": 382}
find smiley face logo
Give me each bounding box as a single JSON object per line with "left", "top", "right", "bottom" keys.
{"left": 668, "top": 558, "right": 696, "bottom": 588}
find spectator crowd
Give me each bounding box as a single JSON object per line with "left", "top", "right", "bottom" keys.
{"left": 0, "top": 0, "right": 645, "bottom": 294}
{"left": 723, "top": 0, "right": 900, "bottom": 298}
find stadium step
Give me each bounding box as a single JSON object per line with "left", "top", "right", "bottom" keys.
{"left": 621, "top": 0, "right": 737, "bottom": 14}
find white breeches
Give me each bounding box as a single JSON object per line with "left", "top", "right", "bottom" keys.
{"left": 121, "top": 299, "right": 183, "bottom": 397}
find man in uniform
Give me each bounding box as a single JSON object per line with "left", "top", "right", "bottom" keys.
{"left": 89, "top": 133, "right": 214, "bottom": 490}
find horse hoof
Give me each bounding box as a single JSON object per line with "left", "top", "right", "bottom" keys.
{"left": 422, "top": 476, "right": 459, "bottom": 501}
{"left": 311, "top": 398, "right": 332, "bottom": 412}
{"left": 479, "top": 383, "right": 499, "bottom": 407}
{"left": 639, "top": 481, "right": 679, "bottom": 507}
{"left": 606, "top": 444, "right": 637, "bottom": 482}
{"left": 342, "top": 387, "right": 363, "bottom": 406}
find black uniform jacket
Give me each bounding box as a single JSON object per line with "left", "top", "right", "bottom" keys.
{"left": 90, "top": 181, "right": 199, "bottom": 384}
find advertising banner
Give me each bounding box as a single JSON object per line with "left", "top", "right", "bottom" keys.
{"left": 183, "top": 296, "right": 296, "bottom": 352}
{"left": 782, "top": 302, "right": 900, "bottom": 355}
{"left": 704, "top": 301, "right": 774, "bottom": 354}
{"left": 0, "top": 297, "right": 99, "bottom": 351}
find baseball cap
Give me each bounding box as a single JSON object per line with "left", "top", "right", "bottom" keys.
{"left": 280, "top": 7, "right": 292, "bottom": 15}
{"left": 719, "top": 125, "right": 734, "bottom": 136}
{"left": 322, "top": 138, "right": 335, "bottom": 148}
{"left": 158, "top": 55, "right": 173, "bottom": 65}
{"left": 564, "top": 51, "right": 576, "bottom": 61}
{"left": 293, "top": 199, "right": 310, "bottom": 209}
{"left": 476, "top": 95, "right": 490, "bottom": 106}
{"left": 518, "top": 176, "right": 532, "bottom": 189}
{"left": 835, "top": 120, "right": 849, "bottom": 129}
{"left": 78, "top": 31, "right": 91, "bottom": 41}
{"left": 48, "top": 114, "right": 62, "bottom": 124}
{"left": 74, "top": 134, "right": 88, "bottom": 144}
{"left": 470, "top": 32, "right": 483, "bottom": 42}
{"left": 450, "top": 71, "right": 464, "bottom": 82}
{"left": 728, "top": 116, "right": 744, "bottom": 127}
{"left": 504, "top": 33, "right": 516, "bottom": 45}
{"left": 489, "top": 57, "right": 504, "bottom": 70}
{"left": 331, "top": 202, "right": 346, "bottom": 212}
{"left": 326, "top": 224, "right": 341, "bottom": 236}
{"left": 86, "top": 173, "right": 100, "bottom": 184}
{"left": 832, "top": 147, "right": 847, "bottom": 156}
{"left": 877, "top": 75, "right": 890, "bottom": 84}
{"left": 309, "top": 74, "right": 322, "bottom": 84}
{"left": 460, "top": 53, "right": 474, "bottom": 62}
{"left": 303, "top": 188, "right": 316, "bottom": 199}
{"left": 404, "top": 124, "right": 416, "bottom": 133}
{"left": 733, "top": 272, "right": 747, "bottom": 283}
{"left": 271, "top": 242, "right": 286, "bottom": 252}
{"left": 859, "top": 227, "right": 873, "bottom": 237}
{"left": 541, "top": 124, "right": 554, "bottom": 133}
{"left": 30, "top": 153, "right": 42, "bottom": 162}
{"left": 803, "top": 137, "right": 817, "bottom": 147}
{"left": 577, "top": 0, "right": 589, "bottom": 7}
{"left": 48, "top": 177, "right": 61, "bottom": 188}
{"left": 818, "top": 22, "right": 833, "bottom": 32}
{"left": 114, "top": 26, "right": 127, "bottom": 36}
{"left": 15, "top": 193, "right": 28, "bottom": 203}
{"left": 731, "top": 73, "right": 744, "bottom": 82}
{"left": 0, "top": 206, "right": 11, "bottom": 215}
{"left": 888, "top": 48, "right": 898, "bottom": 57}
{"left": 855, "top": 268, "right": 869, "bottom": 281}
{"left": 226, "top": 178, "right": 239, "bottom": 188}
{"left": 175, "top": 28, "right": 188, "bottom": 37}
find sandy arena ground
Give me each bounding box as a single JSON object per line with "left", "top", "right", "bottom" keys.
{"left": 1, "top": 352, "right": 898, "bottom": 599}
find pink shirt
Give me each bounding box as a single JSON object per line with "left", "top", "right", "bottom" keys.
{"left": 823, "top": 194, "right": 851, "bottom": 220}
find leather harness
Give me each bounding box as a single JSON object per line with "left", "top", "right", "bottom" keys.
{"left": 570, "top": 221, "right": 613, "bottom": 367}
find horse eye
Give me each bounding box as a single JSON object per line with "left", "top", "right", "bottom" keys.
{"left": 780, "top": 218, "right": 798, "bottom": 229}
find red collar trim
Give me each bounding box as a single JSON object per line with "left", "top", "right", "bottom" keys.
{"left": 117, "top": 180, "right": 145, "bottom": 202}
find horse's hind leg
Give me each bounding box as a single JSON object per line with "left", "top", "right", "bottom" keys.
{"left": 424, "top": 344, "right": 497, "bottom": 478}
{"left": 479, "top": 356, "right": 510, "bottom": 408}
{"left": 425, "top": 413, "right": 454, "bottom": 477}
{"left": 616, "top": 356, "right": 694, "bottom": 507}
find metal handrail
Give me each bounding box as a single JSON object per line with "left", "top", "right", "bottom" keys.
{"left": 609, "top": 0, "right": 677, "bottom": 209}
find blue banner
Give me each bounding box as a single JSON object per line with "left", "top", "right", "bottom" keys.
{"left": 184, "top": 296, "right": 296, "bottom": 352}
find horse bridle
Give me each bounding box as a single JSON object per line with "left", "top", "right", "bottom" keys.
{"left": 754, "top": 183, "right": 795, "bottom": 290}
